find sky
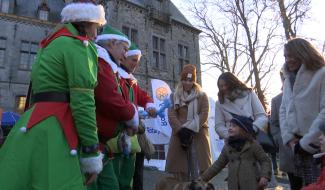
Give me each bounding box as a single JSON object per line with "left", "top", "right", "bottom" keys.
{"left": 171, "top": 0, "right": 325, "bottom": 105}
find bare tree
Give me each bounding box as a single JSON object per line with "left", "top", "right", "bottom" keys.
{"left": 275, "top": 0, "right": 311, "bottom": 40}
{"left": 190, "top": 0, "right": 280, "bottom": 108}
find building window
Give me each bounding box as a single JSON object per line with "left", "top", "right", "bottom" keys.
{"left": 178, "top": 44, "right": 189, "bottom": 73}
{"left": 1, "top": 0, "right": 10, "bottom": 13}
{"left": 122, "top": 26, "right": 138, "bottom": 45}
{"left": 19, "top": 41, "right": 38, "bottom": 70}
{"left": 0, "top": 37, "right": 6, "bottom": 67}
{"left": 152, "top": 36, "right": 166, "bottom": 70}
{"left": 16, "top": 96, "right": 26, "bottom": 114}
{"left": 39, "top": 10, "right": 49, "bottom": 21}
{"left": 38, "top": 2, "right": 50, "bottom": 21}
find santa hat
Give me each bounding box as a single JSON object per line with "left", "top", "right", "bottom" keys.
{"left": 61, "top": 2, "right": 106, "bottom": 26}
{"left": 96, "top": 25, "right": 131, "bottom": 47}
{"left": 181, "top": 64, "right": 197, "bottom": 82}
{"left": 126, "top": 42, "right": 142, "bottom": 57}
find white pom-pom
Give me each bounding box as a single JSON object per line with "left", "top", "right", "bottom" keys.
{"left": 70, "top": 149, "right": 77, "bottom": 156}
{"left": 83, "top": 40, "right": 89, "bottom": 46}
{"left": 20, "top": 126, "right": 27, "bottom": 133}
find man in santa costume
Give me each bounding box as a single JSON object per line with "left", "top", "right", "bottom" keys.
{"left": 0, "top": 1, "right": 106, "bottom": 190}
{"left": 119, "top": 42, "right": 157, "bottom": 190}
{"left": 90, "top": 26, "right": 140, "bottom": 190}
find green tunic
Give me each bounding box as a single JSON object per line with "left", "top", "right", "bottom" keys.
{"left": 0, "top": 23, "right": 98, "bottom": 190}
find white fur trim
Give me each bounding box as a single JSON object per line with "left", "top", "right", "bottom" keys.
{"left": 80, "top": 153, "right": 104, "bottom": 174}
{"left": 126, "top": 49, "right": 141, "bottom": 57}
{"left": 117, "top": 68, "right": 137, "bottom": 81}
{"left": 83, "top": 40, "right": 89, "bottom": 46}
{"left": 95, "top": 34, "right": 131, "bottom": 47}
{"left": 61, "top": 3, "right": 106, "bottom": 25}
{"left": 125, "top": 104, "right": 139, "bottom": 128}
{"left": 20, "top": 126, "right": 27, "bottom": 133}
{"left": 95, "top": 44, "right": 118, "bottom": 73}
{"left": 117, "top": 67, "right": 131, "bottom": 79}
{"left": 70, "top": 149, "right": 78, "bottom": 156}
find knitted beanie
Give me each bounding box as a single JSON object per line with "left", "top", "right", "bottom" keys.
{"left": 230, "top": 114, "right": 255, "bottom": 134}
{"left": 181, "top": 64, "right": 196, "bottom": 82}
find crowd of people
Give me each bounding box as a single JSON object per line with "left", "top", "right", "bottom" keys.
{"left": 0, "top": 1, "right": 325, "bottom": 190}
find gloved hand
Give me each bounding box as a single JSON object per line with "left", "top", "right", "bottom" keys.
{"left": 146, "top": 107, "right": 157, "bottom": 118}
{"left": 294, "top": 141, "right": 312, "bottom": 157}
{"left": 178, "top": 127, "right": 194, "bottom": 150}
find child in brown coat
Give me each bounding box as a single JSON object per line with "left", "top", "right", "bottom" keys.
{"left": 200, "top": 114, "right": 272, "bottom": 190}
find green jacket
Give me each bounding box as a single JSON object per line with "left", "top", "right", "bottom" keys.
{"left": 31, "top": 23, "right": 99, "bottom": 148}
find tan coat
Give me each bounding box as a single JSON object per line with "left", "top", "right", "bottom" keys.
{"left": 166, "top": 92, "right": 212, "bottom": 173}
{"left": 201, "top": 141, "right": 272, "bottom": 190}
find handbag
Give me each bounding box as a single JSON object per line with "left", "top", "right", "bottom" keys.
{"left": 137, "top": 132, "right": 156, "bottom": 160}
{"left": 255, "top": 127, "right": 277, "bottom": 153}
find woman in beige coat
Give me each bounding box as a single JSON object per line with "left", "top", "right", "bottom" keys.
{"left": 156, "top": 64, "right": 212, "bottom": 190}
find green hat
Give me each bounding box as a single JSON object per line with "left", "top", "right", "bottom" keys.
{"left": 126, "top": 42, "right": 142, "bottom": 57}
{"left": 96, "top": 25, "right": 131, "bottom": 47}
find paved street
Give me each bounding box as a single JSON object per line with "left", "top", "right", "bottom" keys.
{"left": 143, "top": 167, "right": 291, "bottom": 190}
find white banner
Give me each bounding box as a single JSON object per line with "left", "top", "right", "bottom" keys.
{"left": 145, "top": 79, "right": 172, "bottom": 144}
{"left": 208, "top": 97, "right": 224, "bottom": 161}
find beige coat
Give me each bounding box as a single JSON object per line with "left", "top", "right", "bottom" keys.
{"left": 166, "top": 92, "right": 212, "bottom": 173}
{"left": 201, "top": 141, "right": 272, "bottom": 190}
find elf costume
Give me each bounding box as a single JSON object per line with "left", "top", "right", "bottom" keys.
{"left": 0, "top": 2, "right": 106, "bottom": 190}
{"left": 89, "top": 26, "right": 139, "bottom": 190}
{"left": 118, "top": 43, "right": 155, "bottom": 190}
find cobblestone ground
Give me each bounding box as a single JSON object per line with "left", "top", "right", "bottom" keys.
{"left": 143, "top": 167, "right": 291, "bottom": 190}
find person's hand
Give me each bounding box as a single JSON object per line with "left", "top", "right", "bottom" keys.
{"left": 84, "top": 173, "right": 98, "bottom": 186}
{"left": 126, "top": 127, "right": 138, "bottom": 136}
{"left": 258, "top": 177, "right": 268, "bottom": 189}
{"left": 146, "top": 107, "right": 157, "bottom": 118}
{"left": 288, "top": 138, "right": 299, "bottom": 150}
{"left": 178, "top": 127, "right": 194, "bottom": 150}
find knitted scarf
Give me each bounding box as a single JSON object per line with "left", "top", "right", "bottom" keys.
{"left": 174, "top": 84, "right": 201, "bottom": 132}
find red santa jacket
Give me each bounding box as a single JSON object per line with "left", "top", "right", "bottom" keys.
{"left": 120, "top": 77, "right": 153, "bottom": 108}
{"left": 301, "top": 157, "right": 325, "bottom": 190}
{"left": 95, "top": 58, "right": 135, "bottom": 141}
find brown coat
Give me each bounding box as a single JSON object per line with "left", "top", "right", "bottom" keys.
{"left": 166, "top": 92, "right": 212, "bottom": 173}
{"left": 201, "top": 141, "right": 272, "bottom": 190}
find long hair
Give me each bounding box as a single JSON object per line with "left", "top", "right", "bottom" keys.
{"left": 217, "top": 72, "right": 251, "bottom": 103}
{"left": 284, "top": 38, "right": 325, "bottom": 71}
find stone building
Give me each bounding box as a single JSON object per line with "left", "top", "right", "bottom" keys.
{"left": 0, "top": 0, "right": 201, "bottom": 113}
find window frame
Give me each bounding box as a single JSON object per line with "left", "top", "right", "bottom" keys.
{"left": 178, "top": 44, "right": 190, "bottom": 73}
{"left": 19, "top": 41, "right": 38, "bottom": 70}
{"left": 15, "top": 95, "right": 26, "bottom": 114}
{"left": 152, "top": 35, "right": 167, "bottom": 71}
{"left": 122, "top": 26, "right": 138, "bottom": 45}
{"left": 0, "top": 37, "right": 6, "bottom": 67}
